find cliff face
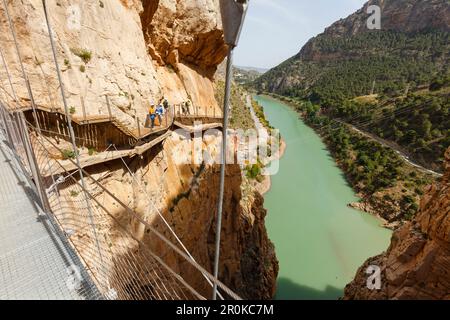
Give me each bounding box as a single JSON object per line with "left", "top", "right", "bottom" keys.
{"left": 0, "top": 0, "right": 278, "bottom": 299}
{"left": 0, "top": 0, "right": 223, "bottom": 127}
{"left": 344, "top": 148, "right": 450, "bottom": 299}
{"left": 321, "top": 0, "right": 450, "bottom": 39}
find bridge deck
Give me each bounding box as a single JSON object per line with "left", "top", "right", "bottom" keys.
{"left": 0, "top": 136, "right": 99, "bottom": 300}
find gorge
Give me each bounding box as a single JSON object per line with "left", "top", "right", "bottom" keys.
{"left": 254, "top": 95, "right": 391, "bottom": 299}
{"left": 252, "top": 0, "right": 449, "bottom": 300}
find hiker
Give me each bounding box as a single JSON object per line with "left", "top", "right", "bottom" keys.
{"left": 148, "top": 102, "right": 156, "bottom": 129}
{"left": 156, "top": 104, "right": 164, "bottom": 125}
{"left": 163, "top": 98, "right": 169, "bottom": 110}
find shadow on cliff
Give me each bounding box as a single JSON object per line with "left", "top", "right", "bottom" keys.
{"left": 276, "top": 278, "right": 343, "bottom": 300}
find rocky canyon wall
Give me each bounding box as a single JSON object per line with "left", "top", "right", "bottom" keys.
{"left": 344, "top": 148, "right": 450, "bottom": 300}
{"left": 0, "top": 0, "right": 223, "bottom": 127}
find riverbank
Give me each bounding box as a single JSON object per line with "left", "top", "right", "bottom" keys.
{"left": 256, "top": 92, "right": 434, "bottom": 229}
{"left": 254, "top": 139, "right": 286, "bottom": 196}
{"left": 245, "top": 94, "right": 287, "bottom": 196}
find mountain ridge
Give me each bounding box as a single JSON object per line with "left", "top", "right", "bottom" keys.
{"left": 255, "top": 0, "right": 450, "bottom": 97}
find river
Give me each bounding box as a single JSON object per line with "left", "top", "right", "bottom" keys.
{"left": 253, "top": 95, "right": 392, "bottom": 300}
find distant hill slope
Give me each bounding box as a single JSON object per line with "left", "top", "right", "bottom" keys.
{"left": 254, "top": 0, "right": 450, "bottom": 102}
{"left": 234, "top": 66, "right": 265, "bottom": 85}
{"left": 254, "top": 0, "right": 449, "bottom": 171}
{"left": 235, "top": 66, "right": 269, "bottom": 74}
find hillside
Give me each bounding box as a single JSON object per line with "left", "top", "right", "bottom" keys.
{"left": 255, "top": 0, "right": 449, "bottom": 100}
{"left": 253, "top": 0, "right": 449, "bottom": 223}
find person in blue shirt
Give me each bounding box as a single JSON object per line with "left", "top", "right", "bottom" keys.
{"left": 156, "top": 104, "right": 164, "bottom": 126}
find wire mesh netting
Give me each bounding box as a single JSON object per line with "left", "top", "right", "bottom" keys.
{"left": 0, "top": 101, "right": 241, "bottom": 300}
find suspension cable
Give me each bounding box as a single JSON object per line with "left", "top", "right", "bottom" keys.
{"left": 213, "top": 45, "right": 233, "bottom": 300}
{"left": 110, "top": 144, "right": 226, "bottom": 300}
{"left": 1, "top": 0, "right": 41, "bottom": 134}
{"left": 41, "top": 0, "right": 104, "bottom": 268}
{"left": 0, "top": 48, "right": 21, "bottom": 111}
{"left": 30, "top": 128, "right": 242, "bottom": 300}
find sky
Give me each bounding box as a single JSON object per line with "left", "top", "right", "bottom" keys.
{"left": 234, "top": 0, "right": 367, "bottom": 69}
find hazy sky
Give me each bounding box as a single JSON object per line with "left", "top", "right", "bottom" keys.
{"left": 234, "top": 0, "right": 367, "bottom": 69}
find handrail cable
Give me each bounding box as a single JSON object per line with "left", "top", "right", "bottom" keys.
{"left": 1, "top": 0, "right": 41, "bottom": 134}
{"left": 30, "top": 125, "right": 241, "bottom": 300}
{"left": 27, "top": 125, "right": 203, "bottom": 299}
{"left": 110, "top": 143, "right": 226, "bottom": 300}
{"left": 41, "top": 0, "right": 105, "bottom": 270}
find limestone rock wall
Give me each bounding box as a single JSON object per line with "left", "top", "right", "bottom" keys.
{"left": 0, "top": 0, "right": 225, "bottom": 128}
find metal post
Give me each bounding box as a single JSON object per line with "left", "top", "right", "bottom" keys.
{"left": 4, "top": 109, "right": 15, "bottom": 146}
{"left": 24, "top": 76, "right": 41, "bottom": 134}
{"left": 18, "top": 112, "right": 50, "bottom": 211}
{"left": 137, "top": 116, "right": 141, "bottom": 137}
{"left": 42, "top": 0, "right": 104, "bottom": 262}
{"left": 105, "top": 95, "right": 112, "bottom": 121}
{"left": 213, "top": 0, "right": 249, "bottom": 300}
{"left": 212, "top": 47, "right": 233, "bottom": 300}
{"left": 2, "top": 0, "right": 41, "bottom": 134}
{"left": 14, "top": 110, "right": 33, "bottom": 175}
{"left": 0, "top": 104, "right": 14, "bottom": 146}
{"left": 81, "top": 96, "right": 87, "bottom": 122}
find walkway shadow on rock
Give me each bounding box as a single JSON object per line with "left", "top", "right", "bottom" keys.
{"left": 276, "top": 277, "right": 343, "bottom": 300}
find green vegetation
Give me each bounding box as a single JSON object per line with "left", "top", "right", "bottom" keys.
{"left": 293, "top": 100, "right": 434, "bottom": 220}
{"left": 369, "top": 94, "right": 449, "bottom": 170}
{"left": 254, "top": 27, "right": 449, "bottom": 176}
{"left": 252, "top": 100, "right": 273, "bottom": 130}
{"left": 69, "top": 106, "right": 76, "bottom": 114}
{"left": 429, "top": 74, "right": 450, "bottom": 91}
{"left": 70, "top": 190, "right": 79, "bottom": 197}
{"left": 250, "top": 5, "right": 449, "bottom": 223}
{"left": 71, "top": 48, "right": 93, "bottom": 64}
{"left": 257, "top": 30, "right": 449, "bottom": 107}
{"left": 64, "top": 58, "right": 71, "bottom": 69}
{"left": 88, "top": 147, "right": 97, "bottom": 156}
{"left": 215, "top": 80, "right": 255, "bottom": 131}
{"left": 79, "top": 65, "right": 86, "bottom": 73}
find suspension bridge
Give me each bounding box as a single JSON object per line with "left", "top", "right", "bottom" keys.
{"left": 0, "top": 0, "right": 244, "bottom": 301}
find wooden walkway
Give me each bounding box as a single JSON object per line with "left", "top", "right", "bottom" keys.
{"left": 12, "top": 102, "right": 224, "bottom": 175}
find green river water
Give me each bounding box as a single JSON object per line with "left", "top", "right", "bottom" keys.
{"left": 254, "top": 95, "right": 392, "bottom": 300}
